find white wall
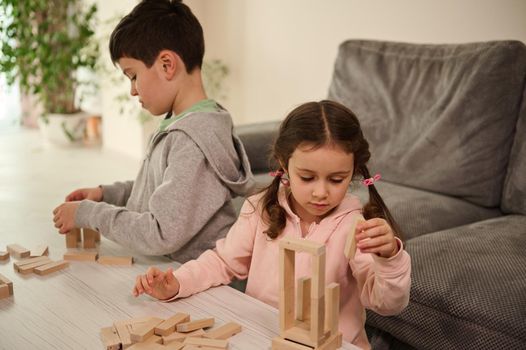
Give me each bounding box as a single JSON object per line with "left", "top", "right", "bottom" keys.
{"left": 97, "top": 0, "right": 526, "bottom": 157}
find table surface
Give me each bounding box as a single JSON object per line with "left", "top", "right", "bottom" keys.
{"left": 0, "top": 129, "right": 359, "bottom": 350}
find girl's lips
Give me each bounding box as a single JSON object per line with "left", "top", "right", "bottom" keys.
{"left": 310, "top": 202, "right": 329, "bottom": 209}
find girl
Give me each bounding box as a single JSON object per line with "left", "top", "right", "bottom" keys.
{"left": 133, "top": 100, "right": 411, "bottom": 349}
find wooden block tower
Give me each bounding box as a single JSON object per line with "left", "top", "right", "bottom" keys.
{"left": 272, "top": 237, "right": 342, "bottom": 350}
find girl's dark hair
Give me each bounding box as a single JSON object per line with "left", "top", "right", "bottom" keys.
{"left": 260, "top": 100, "right": 402, "bottom": 240}
{"left": 109, "top": 0, "right": 204, "bottom": 72}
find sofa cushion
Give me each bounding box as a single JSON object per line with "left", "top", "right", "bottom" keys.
{"left": 350, "top": 181, "right": 502, "bottom": 240}
{"left": 235, "top": 121, "right": 279, "bottom": 173}
{"left": 328, "top": 40, "right": 526, "bottom": 207}
{"left": 502, "top": 87, "right": 526, "bottom": 215}
{"left": 365, "top": 215, "right": 526, "bottom": 349}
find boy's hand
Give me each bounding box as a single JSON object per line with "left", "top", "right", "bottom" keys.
{"left": 52, "top": 202, "right": 80, "bottom": 234}
{"left": 65, "top": 187, "right": 103, "bottom": 202}
{"left": 355, "top": 218, "right": 398, "bottom": 258}
{"left": 133, "top": 267, "right": 180, "bottom": 300}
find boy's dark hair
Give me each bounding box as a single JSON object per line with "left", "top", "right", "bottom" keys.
{"left": 260, "top": 100, "right": 402, "bottom": 240}
{"left": 109, "top": 0, "right": 204, "bottom": 72}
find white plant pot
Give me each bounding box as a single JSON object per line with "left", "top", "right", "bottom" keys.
{"left": 37, "top": 111, "right": 88, "bottom": 147}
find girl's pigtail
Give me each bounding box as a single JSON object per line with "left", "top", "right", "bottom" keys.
{"left": 361, "top": 165, "right": 404, "bottom": 240}
{"left": 261, "top": 173, "right": 286, "bottom": 239}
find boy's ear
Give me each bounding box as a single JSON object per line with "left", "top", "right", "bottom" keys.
{"left": 157, "top": 50, "right": 179, "bottom": 79}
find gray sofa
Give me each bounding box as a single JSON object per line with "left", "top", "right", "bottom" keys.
{"left": 235, "top": 40, "right": 526, "bottom": 349}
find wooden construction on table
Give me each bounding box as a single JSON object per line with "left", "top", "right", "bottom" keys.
{"left": 6, "top": 243, "right": 30, "bottom": 259}
{"left": 343, "top": 214, "right": 366, "bottom": 260}
{"left": 154, "top": 313, "right": 190, "bottom": 336}
{"left": 163, "top": 328, "right": 205, "bottom": 344}
{"left": 66, "top": 228, "right": 80, "bottom": 248}
{"left": 129, "top": 317, "right": 164, "bottom": 342}
{"left": 100, "top": 326, "right": 121, "bottom": 350}
{"left": 83, "top": 228, "right": 98, "bottom": 249}
{"left": 272, "top": 237, "right": 342, "bottom": 350}
{"left": 183, "top": 336, "right": 228, "bottom": 349}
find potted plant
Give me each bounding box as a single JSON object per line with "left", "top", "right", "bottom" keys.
{"left": 0, "top": 0, "right": 99, "bottom": 146}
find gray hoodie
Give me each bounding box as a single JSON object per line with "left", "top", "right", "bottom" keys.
{"left": 75, "top": 109, "right": 255, "bottom": 262}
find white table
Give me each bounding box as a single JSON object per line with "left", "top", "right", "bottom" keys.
{"left": 0, "top": 129, "right": 359, "bottom": 349}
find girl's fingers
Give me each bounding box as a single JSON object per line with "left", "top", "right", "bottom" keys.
{"left": 140, "top": 273, "right": 152, "bottom": 293}
{"left": 134, "top": 275, "right": 144, "bottom": 296}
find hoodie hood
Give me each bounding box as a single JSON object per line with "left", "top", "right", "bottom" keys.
{"left": 165, "top": 110, "right": 255, "bottom": 196}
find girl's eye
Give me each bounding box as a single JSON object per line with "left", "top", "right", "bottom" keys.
{"left": 330, "top": 178, "right": 344, "bottom": 184}
{"left": 300, "top": 176, "right": 314, "bottom": 182}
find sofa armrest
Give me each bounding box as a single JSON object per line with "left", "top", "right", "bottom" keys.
{"left": 235, "top": 121, "right": 280, "bottom": 174}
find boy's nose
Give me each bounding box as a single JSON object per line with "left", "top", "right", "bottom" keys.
{"left": 130, "top": 84, "right": 138, "bottom": 96}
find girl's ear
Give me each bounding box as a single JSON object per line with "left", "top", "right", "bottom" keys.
{"left": 157, "top": 50, "right": 178, "bottom": 79}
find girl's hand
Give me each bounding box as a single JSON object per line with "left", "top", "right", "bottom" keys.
{"left": 52, "top": 202, "right": 80, "bottom": 234}
{"left": 355, "top": 218, "right": 398, "bottom": 258}
{"left": 133, "top": 267, "right": 180, "bottom": 300}
{"left": 65, "top": 187, "right": 103, "bottom": 202}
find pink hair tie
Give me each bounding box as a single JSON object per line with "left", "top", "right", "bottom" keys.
{"left": 270, "top": 170, "right": 284, "bottom": 178}
{"left": 362, "top": 173, "right": 381, "bottom": 186}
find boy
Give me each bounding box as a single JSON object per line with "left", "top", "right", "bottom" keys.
{"left": 52, "top": 0, "right": 255, "bottom": 263}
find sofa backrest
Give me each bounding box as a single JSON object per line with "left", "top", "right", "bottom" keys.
{"left": 235, "top": 121, "right": 279, "bottom": 173}
{"left": 502, "top": 85, "right": 526, "bottom": 215}
{"left": 328, "top": 40, "right": 526, "bottom": 208}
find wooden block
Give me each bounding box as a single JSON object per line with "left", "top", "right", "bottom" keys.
{"left": 64, "top": 250, "right": 99, "bottom": 261}
{"left": 100, "top": 326, "right": 121, "bottom": 350}
{"left": 163, "top": 329, "right": 205, "bottom": 344}
{"left": 6, "top": 244, "right": 30, "bottom": 259}
{"left": 30, "top": 245, "right": 49, "bottom": 257}
{"left": 183, "top": 337, "right": 228, "bottom": 349}
{"left": 98, "top": 256, "right": 134, "bottom": 266}
{"left": 176, "top": 318, "right": 214, "bottom": 333}
{"left": 17, "top": 258, "right": 54, "bottom": 274}
{"left": 296, "top": 277, "right": 311, "bottom": 322}
{"left": 0, "top": 284, "right": 10, "bottom": 299}
{"left": 143, "top": 334, "right": 162, "bottom": 344}
{"left": 83, "top": 228, "right": 98, "bottom": 249}
{"left": 0, "top": 251, "right": 10, "bottom": 261}
{"left": 203, "top": 321, "right": 242, "bottom": 340}
{"left": 13, "top": 256, "right": 50, "bottom": 269}
{"left": 163, "top": 341, "right": 184, "bottom": 350}
{"left": 127, "top": 343, "right": 166, "bottom": 350}
{"left": 324, "top": 283, "right": 340, "bottom": 335}
{"left": 344, "top": 214, "right": 365, "bottom": 260}
{"left": 66, "top": 229, "right": 80, "bottom": 248}
{"left": 279, "top": 237, "right": 325, "bottom": 256}
{"left": 279, "top": 247, "right": 295, "bottom": 333}
{"left": 0, "top": 273, "right": 13, "bottom": 295}
{"left": 34, "top": 260, "right": 69, "bottom": 275}
{"left": 114, "top": 321, "right": 133, "bottom": 349}
{"left": 154, "top": 312, "right": 190, "bottom": 336}
{"left": 95, "top": 230, "right": 101, "bottom": 242}
{"left": 129, "top": 317, "right": 164, "bottom": 342}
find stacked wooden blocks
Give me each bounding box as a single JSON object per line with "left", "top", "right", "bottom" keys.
{"left": 8, "top": 243, "right": 68, "bottom": 277}
{"left": 64, "top": 228, "right": 134, "bottom": 265}
{"left": 101, "top": 313, "right": 241, "bottom": 350}
{"left": 272, "top": 237, "right": 342, "bottom": 350}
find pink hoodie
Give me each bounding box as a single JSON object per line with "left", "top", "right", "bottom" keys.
{"left": 173, "top": 188, "right": 411, "bottom": 349}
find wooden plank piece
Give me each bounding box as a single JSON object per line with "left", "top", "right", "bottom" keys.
{"left": 30, "top": 245, "right": 49, "bottom": 257}
{"left": 0, "top": 251, "right": 10, "bottom": 261}
{"left": 163, "top": 329, "right": 205, "bottom": 344}
{"left": 176, "top": 318, "right": 214, "bottom": 333}
{"left": 100, "top": 326, "right": 121, "bottom": 350}
{"left": 83, "top": 228, "right": 98, "bottom": 249}
{"left": 6, "top": 244, "right": 30, "bottom": 259}
{"left": 17, "top": 258, "right": 54, "bottom": 274}
{"left": 34, "top": 260, "right": 69, "bottom": 275}
{"left": 344, "top": 214, "right": 365, "bottom": 260}
{"left": 13, "top": 256, "right": 50, "bottom": 269}
{"left": 183, "top": 336, "right": 228, "bottom": 349}
{"left": 66, "top": 229, "right": 80, "bottom": 248}
{"left": 203, "top": 321, "right": 242, "bottom": 340}
{"left": 129, "top": 317, "right": 164, "bottom": 342}
{"left": 0, "top": 284, "right": 10, "bottom": 299}
{"left": 0, "top": 273, "right": 13, "bottom": 295}
{"left": 154, "top": 312, "right": 190, "bottom": 336}
{"left": 98, "top": 256, "right": 134, "bottom": 266}
{"left": 64, "top": 250, "right": 99, "bottom": 261}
